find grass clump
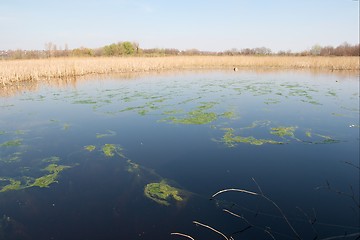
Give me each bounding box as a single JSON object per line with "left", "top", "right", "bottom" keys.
{"left": 144, "top": 180, "right": 184, "bottom": 206}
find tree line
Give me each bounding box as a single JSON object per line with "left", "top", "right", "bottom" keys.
{"left": 0, "top": 41, "right": 358, "bottom": 60}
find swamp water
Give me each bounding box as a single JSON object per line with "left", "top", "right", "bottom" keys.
{"left": 0, "top": 70, "right": 359, "bottom": 240}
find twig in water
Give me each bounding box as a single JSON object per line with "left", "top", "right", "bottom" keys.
{"left": 264, "top": 227, "right": 277, "bottom": 240}
{"left": 212, "top": 178, "right": 302, "bottom": 240}
{"left": 296, "top": 206, "right": 318, "bottom": 238}
{"left": 315, "top": 181, "right": 360, "bottom": 209}
{"left": 343, "top": 161, "right": 360, "bottom": 170}
{"left": 171, "top": 232, "right": 196, "bottom": 240}
{"left": 318, "top": 232, "right": 360, "bottom": 240}
{"left": 193, "top": 221, "right": 229, "bottom": 240}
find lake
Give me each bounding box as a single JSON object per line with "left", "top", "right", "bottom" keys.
{"left": 0, "top": 70, "right": 359, "bottom": 240}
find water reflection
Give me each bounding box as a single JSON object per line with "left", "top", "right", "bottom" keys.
{"left": 0, "top": 70, "right": 359, "bottom": 239}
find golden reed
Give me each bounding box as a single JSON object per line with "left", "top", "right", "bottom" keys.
{"left": 1, "top": 56, "right": 359, "bottom": 86}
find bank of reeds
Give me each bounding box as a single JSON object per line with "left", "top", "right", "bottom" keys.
{"left": 1, "top": 56, "right": 359, "bottom": 87}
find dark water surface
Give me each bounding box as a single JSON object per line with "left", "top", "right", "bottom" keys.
{"left": 0, "top": 70, "right": 359, "bottom": 240}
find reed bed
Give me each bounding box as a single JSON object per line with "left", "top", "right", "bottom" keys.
{"left": 1, "top": 56, "right": 359, "bottom": 87}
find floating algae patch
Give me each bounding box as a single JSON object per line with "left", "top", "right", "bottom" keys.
{"left": 84, "top": 145, "right": 96, "bottom": 152}
{"left": 0, "top": 152, "right": 22, "bottom": 163}
{"left": 102, "top": 144, "right": 125, "bottom": 158}
{"left": 221, "top": 111, "right": 237, "bottom": 119}
{"left": 270, "top": 126, "right": 297, "bottom": 138}
{"left": 0, "top": 178, "right": 22, "bottom": 192}
{"left": 222, "top": 128, "right": 283, "bottom": 147}
{"left": 96, "top": 130, "right": 116, "bottom": 139}
{"left": 0, "top": 131, "right": 5, "bottom": 135}
{"left": 170, "top": 111, "right": 218, "bottom": 125}
{"left": 126, "top": 160, "right": 140, "bottom": 174}
{"left": 302, "top": 130, "right": 340, "bottom": 144}
{"left": 62, "top": 124, "right": 70, "bottom": 130}
{"left": 0, "top": 139, "right": 22, "bottom": 147}
{"left": 72, "top": 99, "right": 97, "bottom": 104}
{"left": 42, "top": 156, "right": 60, "bottom": 163}
{"left": 144, "top": 180, "right": 184, "bottom": 206}
{"left": 14, "top": 130, "right": 26, "bottom": 135}
{"left": 164, "top": 101, "right": 220, "bottom": 125}
{"left": 102, "top": 144, "right": 116, "bottom": 157}
{"left": 30, "top": 164, "right": 71, "bottom": 188}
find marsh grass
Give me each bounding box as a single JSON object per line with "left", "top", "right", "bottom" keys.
{"left": 1, "top": 56, "right": 358, "bottom": 87}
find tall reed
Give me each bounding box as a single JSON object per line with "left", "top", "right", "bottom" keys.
{"left": 1, "top": 56, "right": 359, "bottom": 86}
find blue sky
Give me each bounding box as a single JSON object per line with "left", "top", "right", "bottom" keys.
{"left": 0, "top": 0, "right": 359, "bottom": 52}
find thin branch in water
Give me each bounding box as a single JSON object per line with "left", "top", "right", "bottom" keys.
{"left": 212, "top": 183, "right": 302, "bottom": 240}
{"left": 212, "top": 188, "right": 258, "bottom": 198}
{"left": 229, "top": 226, "right": 252, "bottom": 238}
{"left": 296, "top": 206, "right": 318, "bottom": 238}
{"left": 343, "top": 161, "right": 360, "bottom": 170}
{"left": 318, "top": 232, "right": 360, "bottom": 240}
{"left": 193, "top": 221, "right": 229, "bottom": 240}
{"left": 223, "top": 209, "right": 253, "bottom": 226}
{"left": 252, "top": 177, "right": 264, "bottom": 195}
{"left": 171, "top": 232, "right": 196, "bottom": 240}
{"left": 264, "top": 227, "right": 277, "bottom": 240}
{"left": 315, "top": 181, "right": 360, "bottom": 209}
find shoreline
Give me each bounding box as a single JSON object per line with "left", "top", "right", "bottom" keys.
{"left": 1, "top": 56, "right": 359, "bottom": 87}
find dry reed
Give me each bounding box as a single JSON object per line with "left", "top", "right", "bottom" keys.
{"left": 0, "top": 56, "right": 359, "bottom": 87}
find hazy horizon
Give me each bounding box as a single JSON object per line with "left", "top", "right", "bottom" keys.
{"left": 1, "top": 0, "right": 359, "bottom": 52}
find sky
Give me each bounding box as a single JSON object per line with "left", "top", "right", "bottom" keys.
{"left": 0, "top": 0, "right": 359, "bottom": 52}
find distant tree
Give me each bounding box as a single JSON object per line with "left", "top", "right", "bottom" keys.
{"left": 310, "top": 44, "right": 322, "bottom": 56}
{"left": 122, "top": 41, "right": 135, "bottom": 55}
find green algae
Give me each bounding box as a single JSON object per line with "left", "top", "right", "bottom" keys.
{"left": 102, "top": 144, "right": 116, "bottom": 157}
{"left": 14, "top": 130, "right": 26, "bottom": 135}
{"left": 221, "top": 111, "right": 236, "bottom": 119}
{"left": 303, "top": 130, "right": 340, "bottom": 144}
{"left": 170, "top": 111, "right": 218, "bottom": 125}
{"left": 84, "top": 145, "right": 96, "bottom": 152}
{"left": 30, "top": 164, "right": 71, "bottom": 188}
{"left": 0, "top": 131, "right": 5, "bottom": 135}
{"left": 126, "top": 160, "right": 140, "bottom": 174}
{"left": 222, "top": 128, "right": 283, "bottom": 147}
{"left": 102, "top": 144, "right": 125, "bottom": 158}
{"left": 270, "top": 126, "right": 296, "bottom": 138}
{"left": 62, "top": 124, "right": 70, "bottom": 130}
{"left": 0, "top": 152, "right": 22, "bottom": 163}
{"left": 0, "top": 178, "right": 22, "bottom": 192}
{"left": 72, "top": 99, "right": 97, "bottom": 104}
{"left": 0, "top": 139, "right": 22, "bottom": 147}
{"left": 144, "top": 180, "right": 184, "bottom": 206}
{"left": 42, "top": 156, "right": 60, "bottom": 163}
{"left": 96, "top": 130, "right": 116, "bottom": 139}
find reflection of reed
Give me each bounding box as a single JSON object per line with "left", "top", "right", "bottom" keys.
{"left": 1, "top": 56, "right": 358, "bottom": 87}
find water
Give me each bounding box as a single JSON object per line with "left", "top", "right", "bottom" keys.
{"left": 0, "top": 70, "right": 359, "bottom": 240}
